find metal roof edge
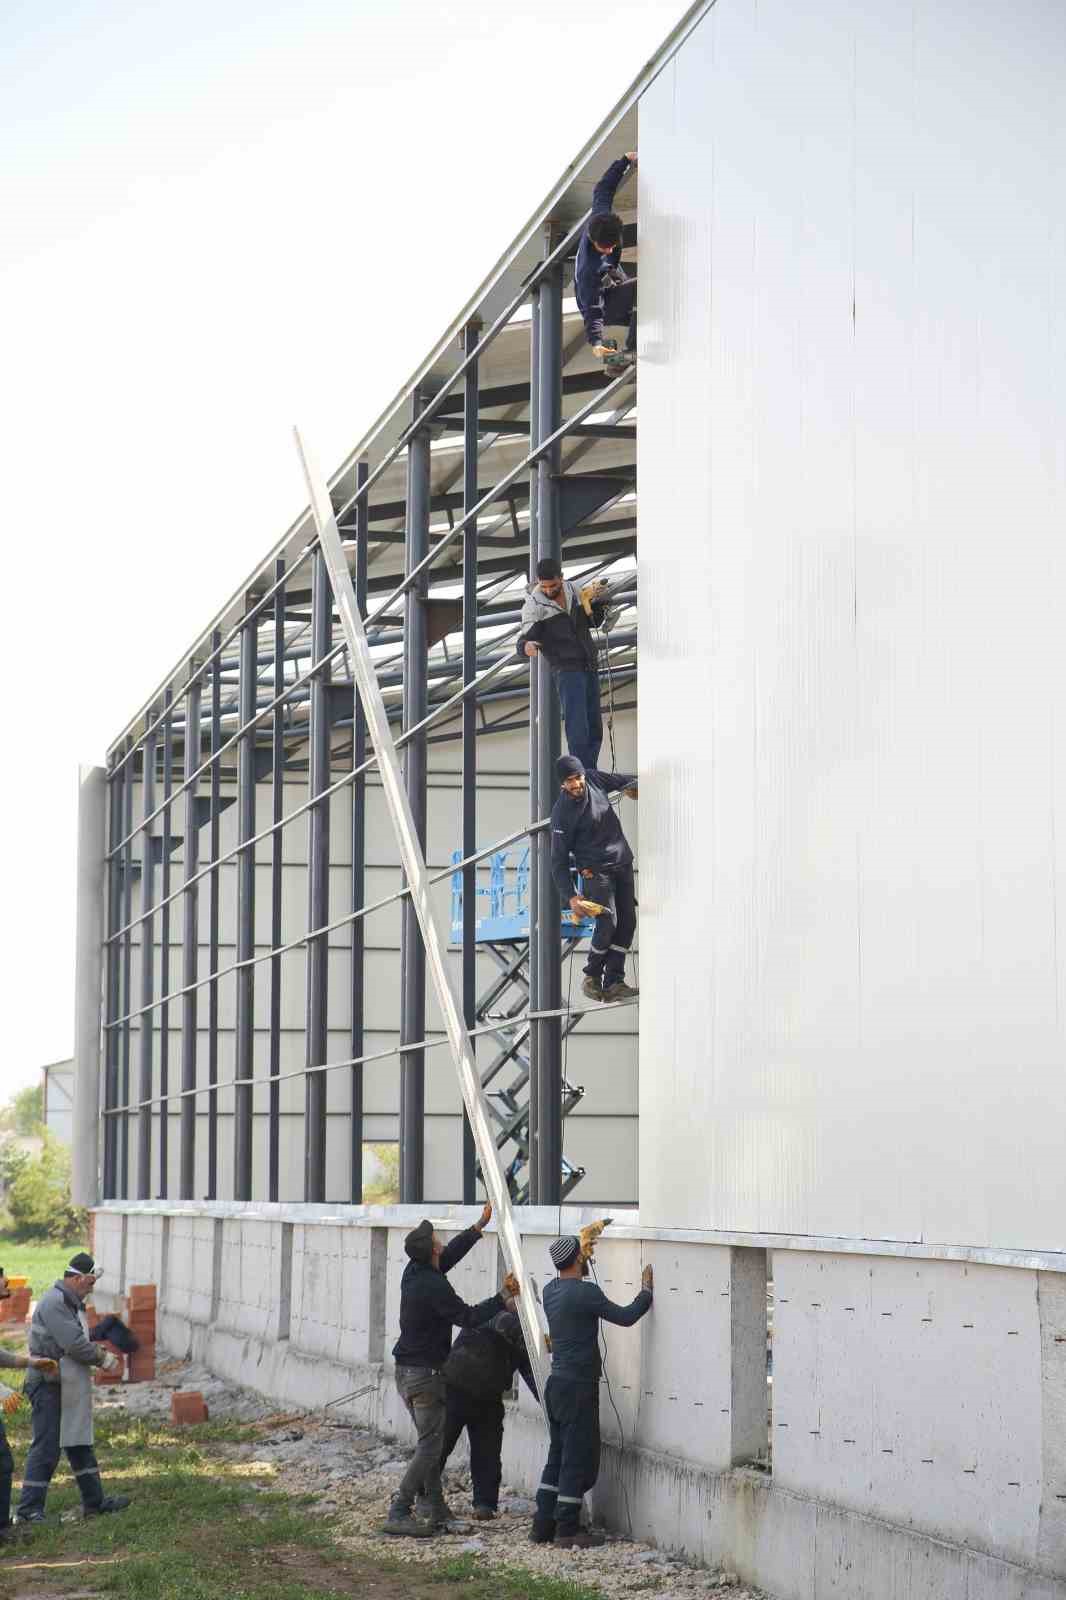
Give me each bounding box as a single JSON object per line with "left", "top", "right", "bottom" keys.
{"left": 106, "top": 0, "right": 714, "bottom": 758}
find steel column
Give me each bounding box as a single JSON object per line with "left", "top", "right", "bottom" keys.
{"left": 529, "top": 236, "right": 564, "bottom": 1205}
{"left": 120, "top": 736, "right": 133, "bottom": 1197}
{"left": 461, "top": 322, "right": 481, "bottom": 1202}
{"left": 350, "top": 461, "right": 369, "bottom": 1203}
{"left": 207, "top": 631, "right": 222, "bottom": 1199}
{"left": 103, "top": 760, "right": 123, "bottom": 1198}
{"left": 269, "top": 561, "right": 285, "bottom": 1201}
{"left": 180, "top": 669, "right": 201, "bottom": 1198}
{"left": 234, "top": 603, "right": 257, "bottom": 1199}
{"left": 136, "top": 716, "right": 157, "bottom": 1199}
{"left": 304, "top": 549, "right": 331, "bottom": 1201}
{"left": 72, "top": 765, "right": 107, "bottom": 1208}
{"left": 399, "top": 400, "right": 430, "bottom": 1202}
{"left": 159, "top": 688, "right": 173, "bottom": 1197}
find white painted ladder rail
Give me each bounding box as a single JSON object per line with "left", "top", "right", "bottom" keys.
{"left": 295, "top": 427, "right": 550, "bottom": 1408}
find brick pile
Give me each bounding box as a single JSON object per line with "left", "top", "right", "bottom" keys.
{"left": 0, "top": 1276, "right": 31, "bottom": 1325}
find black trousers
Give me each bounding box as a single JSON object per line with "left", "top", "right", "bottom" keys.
{"left": 0, "top": 1413, "right": 12, "bottom": 1528}
{"left": 580, "top": 864, "right": 636, "bottom": 986}
{"left": 439, "top": 1386, "right": 505, "bottom": 1511}
{"left": 16, "top": 1377, "right": 104, "bottom": 1517}
{"left": 603, "top": 277, "right": 636, "bottom": 351}
{"left": 534, "top": 1376, "right": 601, "bottom": 1535}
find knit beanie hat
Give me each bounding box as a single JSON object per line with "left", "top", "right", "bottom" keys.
{"left": 404, "top": 1219, "right": 435, "bottom": 1265}
{"left": 549, "top": 1236, "right": 581, "bottom": 1270}
{"left": 556, "top": 755, "right": 585, "bottom": 782}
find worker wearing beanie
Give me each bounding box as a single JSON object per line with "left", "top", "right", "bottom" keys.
{"left": 531, "top": 1235, "right": 653, "bottom": 1550}
{"left": 551, "top": 755, "right": 639, "bottom": 1004}
{"left": 383, "top": 1203, "right": 511, "bottom": 1537}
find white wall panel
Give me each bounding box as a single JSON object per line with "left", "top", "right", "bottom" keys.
{"left": 638, "top": 0, "right": 1066, "bottom": 1248}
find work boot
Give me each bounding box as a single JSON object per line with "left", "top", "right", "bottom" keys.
{"left": 603, "top": 349, "right": 636, "bottom": 375}
{"left": 421, "top": 1497, "right": 462, "bottom": 1531}
{"left": 601, "top": 978, "right": 639, "bottom": 1003}
{"left": 556, "top": 1528, "right": 607, "bottom": 1549}
{"left": 381, "top": 1501, "right": 436, "bottom": 1538}
{"left": 529, "top": 1517, "right": 556, "bottom": 1543}
{"left": 581, "top": 974, "right": 603, "bottom": 1003}
{"left": 84, "top": 1496, "right": 132, "bottom": 1517}
{"left": 472, "top": 1504, "right": 497, "bottom": 1521}
{"left": 0, "top": 1523, "right": 18, "bottom": 1546}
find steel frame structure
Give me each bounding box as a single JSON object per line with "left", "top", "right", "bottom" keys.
{"left": 100, "top": 175, "right": 639, "bottom": 1209}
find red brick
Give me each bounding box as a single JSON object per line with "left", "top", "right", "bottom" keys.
{"left": 170, "top": 1391, "right": 208, "bottom": 1424}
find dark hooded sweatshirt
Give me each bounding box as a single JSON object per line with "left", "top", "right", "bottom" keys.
{"left": 550, "top": 768, "right": 637, "bottom": 900}
{"left": 392, "top": 1227, "right": 504, "bottom": 1370}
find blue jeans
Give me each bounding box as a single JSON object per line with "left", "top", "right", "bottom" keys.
{"left": 0, "top": 1413, "right": 12, "bottom": 1528}
{"left": 555, "top": 670, "right": 602, "bottom": 771}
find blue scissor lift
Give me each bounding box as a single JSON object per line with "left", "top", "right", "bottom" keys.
{"left": 451, "top": 846, "right": 594, "bottom": 1203}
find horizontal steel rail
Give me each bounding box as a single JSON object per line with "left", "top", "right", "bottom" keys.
{"left": 101, "top": 996, "right": 638, "bottom": 1119}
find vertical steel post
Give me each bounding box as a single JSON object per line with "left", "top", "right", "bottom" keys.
{"left": 304, "top": 548, "right": 331, "bottom": 1201}
{"left": 72, "top": 766, "right": 107, "bottom": 1209}
{"left": 207, "top": 631, "right": 222, "bottom": 1199}
{"left": 137, "top": 716, "right": 157, "bottom": 1199}
{"left": 234, "top": 603, "right": 257, "bottom": 1200}
{"left": 159, "top": 688, "right": 173, "bottom": 1197}
{"left": 400, "top": 400, "right": 431, "bottom": 1203}
{"left": 120, "top": 736, "right": 134, "bottom": 1197}
{"left": 350, "top": 461, "right": 369, "bottom": 1203}
{"left": 103, "top": 761, "right": 123, "bottom": 1198}
{"left": 269, "top": 561, "right": 285, "bottom": 1202}
{"left": 180, "top": 668, "right": 201, "bottom": 1199}
{"left": 529, "top": 234, "right": 564, "bottom": 1205}
{"left": 461, "top": 322, "right": 481, "bottom": 1202}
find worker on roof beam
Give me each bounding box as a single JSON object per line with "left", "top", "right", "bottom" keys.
{"left": 576, "top": 152, "right": 637, "bottom": 374}
{"left": 517, "top": 558, "right": 615, "bottom": 771}
{"left": 551, "top": 755, "right": 638, "bottom": 1004}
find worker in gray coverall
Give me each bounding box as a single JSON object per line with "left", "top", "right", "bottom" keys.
{"left": 15, "top": 1252, "right": 130, "bottom": 1524}
{"left": 0, "top": 1266, "right": 59, "bottom": 1544}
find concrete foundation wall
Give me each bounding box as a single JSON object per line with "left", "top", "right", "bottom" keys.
{"left": 91, "top": 1203, "right": 1066, "bottom": 1600}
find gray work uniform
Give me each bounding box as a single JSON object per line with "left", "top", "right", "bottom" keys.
{"left": 17, "top": 1281, "right": 108, "bottom": 1517}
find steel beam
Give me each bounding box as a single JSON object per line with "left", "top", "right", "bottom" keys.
{"left": 350, "top": 462, "right": 369, "bottom": 1203}
{"left": 296, "top": 427, "right": 549, "bottom": 1404}
{"left": 399, "top": 399, "right": 430, "bottom": 1203}
{"left": 137, "top": 716, "right": 157, "bottom": 1199}
{"left": 120, "top": 736, "right": 133, "bottom": 1197}
{"left": 234, "top": 603, "right": 257, "bottom": 1200}
{"left": 180, "top": 669, "right": 201, "bottom": 1198}
{"left": 529, "top": 239, "right": 564, "bottom": 1205}
{"left": 304, "top": 550, "right": 331, "bottom": 1201}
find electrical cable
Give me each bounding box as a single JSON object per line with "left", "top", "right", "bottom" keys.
{"left": 592, "top": 1258, "right": 635, "bottom": 1540}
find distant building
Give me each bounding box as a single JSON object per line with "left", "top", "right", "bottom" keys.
{"left": 42, "top": 1058, "right": 74, "bottom": 1146}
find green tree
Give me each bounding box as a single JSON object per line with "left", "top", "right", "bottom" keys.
{"left": 6, "top": 1134, "right": 87, "bottom": 1242}
{"left": 0, "top": 1083, "right": 44, "bottom": 1136}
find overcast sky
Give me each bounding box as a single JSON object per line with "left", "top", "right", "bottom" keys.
{"left": 0, "top": 0, "right": 686, "bottom": 1103}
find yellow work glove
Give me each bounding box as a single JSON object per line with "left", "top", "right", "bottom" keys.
{"left": 1, "top": 1385, "right": 23, "bottom": 1415}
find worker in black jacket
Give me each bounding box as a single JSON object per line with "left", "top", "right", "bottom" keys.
{"left": 517, "top": 558, "right": 612, "bottom": 771}
{"left": 574, "top": 152, "right": 637, "bottom": 370}
{"left": 383, "top": 1205, "right": 514, "bottom": 1537}
{"left": 551, "top": 755, "right": 638, "bottom": 1003}
{"left": 437, "top": 1311, "right": 536, "bottom": 1520}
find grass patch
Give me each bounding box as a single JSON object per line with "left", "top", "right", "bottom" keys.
{"left": 0, "top": 1406, "right": 605, "bottom": 1600}
{"left": 427, "top": 1553, "right": 604, "bottom": 1599}
{"left": 0, "top": 1235, "right": 83, "bottom": 1299}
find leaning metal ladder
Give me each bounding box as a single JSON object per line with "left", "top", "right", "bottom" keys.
{"left": 296, "top": 427, "right": 550, "bottom": 1406}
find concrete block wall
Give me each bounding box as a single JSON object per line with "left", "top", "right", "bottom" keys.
{"left": 91, "top": 1203, "right": 1066, "bottom": 1600}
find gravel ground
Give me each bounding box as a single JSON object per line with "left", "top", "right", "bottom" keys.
{"left": 114, "top": 1359, "right": 766, "bottom": 1600}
